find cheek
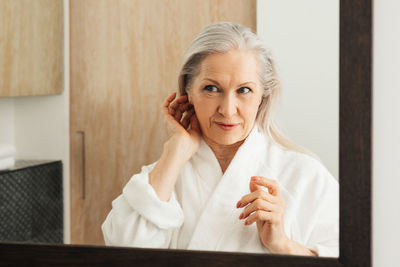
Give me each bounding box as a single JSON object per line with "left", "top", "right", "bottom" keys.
{"left": 193, "top": 98, "right": 217, "bottom": 125}
{"left": 240, "top": 99, "right": 261, "bottom": 125}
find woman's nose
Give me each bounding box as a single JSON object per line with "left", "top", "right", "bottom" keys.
{"left": 218, "top": 95, "right": 237, "bottom": 117}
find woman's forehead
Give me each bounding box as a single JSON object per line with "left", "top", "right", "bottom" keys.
{"left": 197, "top": 50, "right": 260, "bottom": 85}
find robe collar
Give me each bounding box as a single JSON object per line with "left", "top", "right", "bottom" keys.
{"left": 187, "top": 125, "right": 273, "bottom": 251}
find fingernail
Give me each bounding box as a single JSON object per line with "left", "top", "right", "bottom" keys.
{"left": 251, "top": 176, "right": 259, "bottom": 181}
{"left": 236, "top": 201, "right": 241, "bottom": 208}
{"left": 239, "top": 213, "right": 243, "bottom": 219}
{"left": 244, "top": 220, "right": 248, "bottom": 225}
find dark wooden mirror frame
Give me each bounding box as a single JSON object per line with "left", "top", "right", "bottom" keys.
{"left": 0, "top": 0, "right": 371, "bottom": 266}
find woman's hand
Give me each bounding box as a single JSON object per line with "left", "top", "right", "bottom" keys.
{"left": 236, "top": 176, "right": 289, "bottom": 253}
{"left": 236, "top": 176, "right": 317, "bottom": 256}
{"left": 148, "top": 92, "right": 202, "bottom": 202}
{"left": 162, "top": 92, "right": 201, "bottom": 161}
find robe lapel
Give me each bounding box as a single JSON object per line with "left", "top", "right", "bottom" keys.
{"left": 187, "top": 127, "right": 269, "bottom": 251}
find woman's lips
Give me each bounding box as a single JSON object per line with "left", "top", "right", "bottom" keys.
{"left": 214, "top": 122, "right": 239, "bottom": 131}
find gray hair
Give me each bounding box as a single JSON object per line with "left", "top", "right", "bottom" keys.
{"left": 178, "top": 22, "right": 318, "bottom": 158}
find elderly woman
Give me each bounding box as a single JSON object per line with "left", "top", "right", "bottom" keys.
{"left": 102, "top": 22, "right": 338, "bottom": 257}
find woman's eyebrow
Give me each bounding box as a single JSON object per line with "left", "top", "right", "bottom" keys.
{"left": 202, "top": 78, "right": 256, "bottom": 87}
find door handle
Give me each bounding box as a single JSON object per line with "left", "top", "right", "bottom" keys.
{"left": 77, "top": 131, "right": 86, "bottom": 200}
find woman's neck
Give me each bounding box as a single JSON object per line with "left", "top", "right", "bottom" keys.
{"left": 203, "top": 136, "right": 245, "bottom": 174}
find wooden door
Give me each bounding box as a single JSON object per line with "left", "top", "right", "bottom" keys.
{"left": 70, "top": 0, "right": 256, "bottom": 245}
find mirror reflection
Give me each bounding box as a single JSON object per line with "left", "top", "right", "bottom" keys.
{"left": 0, "top": 0, "right": 338, "bottom": 258}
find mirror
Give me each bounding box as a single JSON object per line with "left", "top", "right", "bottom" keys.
{"left": 67, "top": 0, "right": 339, "bottom": 256}
{"left": 0, "top": 0, "right": 369, "bottom": 266}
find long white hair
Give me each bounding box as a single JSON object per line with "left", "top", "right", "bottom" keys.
{"left": 178, "top": 22, "right": 318, "bottom": 158}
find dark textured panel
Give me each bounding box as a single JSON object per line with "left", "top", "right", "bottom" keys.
{"left": 0, "top": 161, "right": 63, "bottom": 244}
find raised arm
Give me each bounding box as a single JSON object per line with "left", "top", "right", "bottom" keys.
{"left": 102, "top": 92, "right": 201, "bottom": 248}
{"left": 149, "top": 92, "right": 201, "bottom": 201}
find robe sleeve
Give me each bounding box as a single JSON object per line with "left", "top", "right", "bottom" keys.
{"left": 292, "top": 157, "right": 339, "bottom": 257}
{"left": 304, "top": 177, "right": 339, "bottom": 257}
{"left": 101, "top": 162, "right": 185, "bottom": 248}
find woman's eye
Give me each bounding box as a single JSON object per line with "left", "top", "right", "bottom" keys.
{"left": 204, "top": 85, "right": 219, "bottom": 92}
{"left": 237, "top": 87, "right": 251, "bottom": 94}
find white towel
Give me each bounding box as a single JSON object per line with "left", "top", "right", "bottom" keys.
{"left": 0, "top": 144, "right": 16, "bottom": 160}
{"left": 0, "top": 157, "right": 15, "bottom": 171}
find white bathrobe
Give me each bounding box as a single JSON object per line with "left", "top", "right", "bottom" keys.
{"left": 102, "top": 127, "right": 339, "bottom": 257}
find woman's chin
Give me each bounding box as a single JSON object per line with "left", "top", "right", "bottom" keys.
{"left": 203, "top": 132, "right": 246, "bottom": 146}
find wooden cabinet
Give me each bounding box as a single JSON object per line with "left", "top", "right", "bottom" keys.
{"left": 0, "top": 0, "right": 63, "bottom": 97}
{"left": 70, "top": 0, "right": 256, "bottom": 245}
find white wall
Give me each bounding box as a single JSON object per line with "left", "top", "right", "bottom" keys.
{"left": 257, "top": 0, "right": 339, "bottom": 180}
{"left": 0, "top": 98, "right": 15, "bottom": 145}
{"left": 373, "top": 0, "right": 400, "bottom": 266}
{"left": 14, "top": 95, "right": 68, "bottom": 160}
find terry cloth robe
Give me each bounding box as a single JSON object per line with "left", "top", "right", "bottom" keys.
{"left": 102, "top": 126, "right": 339, "bottom": 257}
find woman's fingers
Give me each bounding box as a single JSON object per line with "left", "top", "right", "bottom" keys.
{"left": 244, "top": 210, "right": 275, "bottom": 225}
{"left": 174, "top": 109, "right": 183, "bottom": 121}
{"left": 164, "top": 92, "right": 177, "bottom": 104}
{"left": 169, "top": 95, "right": 188, "bottom": 115}
{"left": 162, "top": 92, "right": 191, "bottom": 121}
{"left": 174, "top": 101, "right": 193, "bottom": 122}
{"left": 237, "top": 176, "right": 285, "bottom": 226}
{"left": 162, "top": 92, "right": 177, "bottom": 115}
{"left": 163, "top": 92, "right": 178, "bottom": 109}
{"left": 237, "top": 188, "right": 277, "bottom": 208}
{"left": 250, "top": 176, "right": 280, "bottom": 196}
{"left": 179, "top": 102, "right": 192, "bottom": 112}
{"left": 181, "top": 108, "right": 195, "bottom": 129}
{"left": 162, "top": 92, "right": 200, "bottom": 138}
{"left": 239, "top": 198, "right": 276, "bottom": 220}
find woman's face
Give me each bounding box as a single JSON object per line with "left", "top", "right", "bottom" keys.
{"left": 188, "top": 49, "right": 264, "bottom": 146}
